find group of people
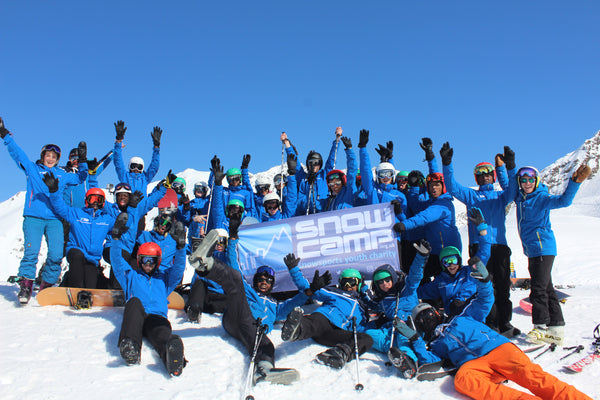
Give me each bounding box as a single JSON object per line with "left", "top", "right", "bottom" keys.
{"left": 1, "top": 116, "right": 592, "bottom": 398}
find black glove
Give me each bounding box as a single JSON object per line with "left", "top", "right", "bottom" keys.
{"left": 407, "top": 170, "right": 424, "bottom": 187}
{"left": 210, "top": 155, "right": 220, "bottom": 171}
{"left": 111, "top": 212, "right": 129, "bottom": 240}
{"left": 151, "top": 126, "right": 162, "bottom": 148}
{"left": 283, "top": 253, "right": 300, "bottom": 270}
{"left": 394, "top": 317, "right": 419, "bottom": 342}
{"left": 375, "top": 143, "right": 393, "bottom": 162}
{"left": 358, "top": 129, "right": 369, "bottom": 148}
{"left": 386, "top": 140, "right": 393, "bottom": 153}
{"left": 228, "top": 213, "right": 242, "bottom": 239}
{"left": 287, "top": 153, "right": 297, "bottom": 175}
{"left": 503, "top": 146, "right": 516, "bottom": 170}
{"left": 310, "top": 270, "right": 332, "bottom": 293}
{"left": 170, "top": 221, "right": 187, "bottom": 250}
{"left": 0, "top": 117, "right": 9, "bottom": 139}
{"left": 128, "top": 190, "right": 144, "bottom": 208}
{"left": 391, "top": 199, "right": 403, "bottom": 215}
{"left": 241, "top": 154, "right": 251, "bottom": 169}
{"left": 212, "top": 163, "right": 225, "bottom": 186}
{"left": 165, "top": 170, "right": 178, "bottom": 188}
{"left": 77, "top": 141, "right": 87, "bottom": 163}
{"left": 42, "top": 172, "right": 59, "bottom": 193}
{"left": 393, "top": 222, "right": 406, "bottom": 233}
{"left": 179, "top": 194, "right": 191, "bottom": 211}
{"left": 114, "top": 120, "right": 126, "bottom": 141}
{"left": 467, "top": 207, "right": 485, "bottom": 226}
{"left": 439, "top": 142, "right": 453, "bottom": 166}
{"left": 340, "top": 136, "right": 352, "bottom": 150}
{"left": 413, "top": 239, "right": 432, "bottom": 256}
{"left": 469, "top": 256, "right": 490, "bottom": 282}
{"left": 420, "top": 137, "right": 435, "bottom": 161}
{"left": 87, "top": 158, "right": 99, "bottom": 174}
{"left": 306, "top": 172, "right": 316, "bottom": 185}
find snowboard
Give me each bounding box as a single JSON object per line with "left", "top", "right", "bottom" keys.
{"left": 519, "top": 290, "right": 570, "bottom": 314}
{"left": 36, "top": 287, "right": 185, "bottom": 310}
{"left": 158, "top": 188, "right": 179, "bottom": 211}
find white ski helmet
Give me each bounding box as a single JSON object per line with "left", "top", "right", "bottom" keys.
{"left": 129, "top": 156, "right": 145, "bottom": 171}
{"left": 263, "top": 192, "right": 280, "bottom": 205}
{"left": 376, "top": 162, "right": 396, "bottom": 183}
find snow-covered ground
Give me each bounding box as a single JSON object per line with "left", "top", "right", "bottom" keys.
{"left": 1, "top": 141, "right": 600, "bottom": 399}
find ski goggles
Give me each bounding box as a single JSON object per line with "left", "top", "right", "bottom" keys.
{"left": 397, "top": 176, "right": 408, "bottom": 183}
{"left": 264, "top": 200, "right": 279, "bottom": 211}
{"left": 42, "top": 144, "right": 62, "bottom": 155}
{"left": 517, "top": 167, "right": 538, "bottom": 178}
{"left": 115, "top": 182, "right": 132, "bottom": 192}
{"left": 256, "top": 265, "right": 275, "bottom": 277}
{"left": 194, "top": 186, "right": 208, "bottom": 194}
{"left": 377, "top": 170, "right": 395, "bottom": 179}
{"left": 216, "top": 236, "right": 228, "bottom": 249}
{"left": 85, "top": 194, "right": 105, "bottom": 208}
{"left": 307, "top": 159, "right": 321, "bottom": 168}
{"left": 69, "top": 154, "right": 79, "bottom": 161}
{"left": 340, "top": 277, "right": 360, "bottom": 288}
{"left": 474, "top": 164, "right": 495, "bottom": 176}
{"left": 227, "top": 204, "right": 244, "bottom": 214}
{"left": 256, "top": 184, "right": 270, "bottom": 193}
{"left": 426, "top": 173, "right": 444, "bottom": 183}
{"left": 375, "top": 276, "right": 392, "bottom": 285}
{"left": 441, "top": 255, "right": 459, "bottom": 268}
{"left": 172, "top": 181, "right": 185, "bottom": 191}
{"left": 274, "top": 175, "right": 287, "bottom": 185}
{"left": 129, "top": 163, "right": 144, "bottom": 172}
{"left": 256, "top": 275, "right": 274, "bottom": 284}
{"left": 327, "top": 179, "right": 343, "bottom": 187}
{"left": 520, "top": 177, "right": 536, "bottom": 184}
{"left": 139, "top": 256, "right": 159, "bottom": 266}
{"left": 227, "top": 175, "right": 241, "bottom": 183}
{"left": 156, "top": 215, "right": 173, "bottom": 230}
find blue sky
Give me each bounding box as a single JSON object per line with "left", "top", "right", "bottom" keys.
{"left": 1, "top": 1, "right": 598, "bottom": 201}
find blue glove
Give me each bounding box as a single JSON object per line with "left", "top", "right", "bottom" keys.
{"left": 469, "top": 256, "right": 490, "bottom": 282}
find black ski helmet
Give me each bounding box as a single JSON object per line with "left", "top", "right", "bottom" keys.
{"left": 253, "top": 265, "right": 275, "bottom": 293}
{"left": 306, "top": 151, "right": 323, "bottom": 168}
{"left": 411, "top": 303, "right": 443, "bottom": 340}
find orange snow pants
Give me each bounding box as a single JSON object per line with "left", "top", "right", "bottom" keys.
{"left": 454, "top": 343, "right": 591, "bottom": 400}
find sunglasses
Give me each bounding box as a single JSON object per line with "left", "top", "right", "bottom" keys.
{"left": 378, "top": 170, "right": 394, "bottom": 179}
{"left": 441, "top": 255, "right": 459, "bottom": 268}
{"left": 130, "top": 163, "right": 144, "bottom": 172}
{"left": 69, "top": 155, "right": 79, "bottom": 161}
{"left": 256, "top": 275, "right": 274, "bottom": 284}
{"left": 156, "top": 216, "right": 172, "bottom": 230}
{"left": 520, "top": 177, "right": 536, "bottom": 184}
{"left": 139, "top": 256, "right": 158, "bottom": 266}
{"left": 340, "top": 277, "right": 360, "bottom": 288}
{"left": 397, "top": 177, "right": 408, "bottom": 183}
{"left": 375, "top": 276, "right": 392, "bottom": 285}
{"left": 264, "top": 201, "right": 279, "bottom": 211}
{"left": 115, "top": 182, "right": 132, "bottom": 191}
{"left": 474, "top": 165, "right": 494, "bottom": 175}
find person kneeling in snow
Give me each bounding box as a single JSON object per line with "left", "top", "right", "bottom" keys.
{"left": 394, "top": 258, "right": 592, "bottom": 399}
{"left": 110, "top": 212, "right": 187, "bottom": 377}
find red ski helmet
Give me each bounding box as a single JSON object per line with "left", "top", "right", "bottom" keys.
{"left": 137, "top": 242, "right": 162, "bottom": 271}
{"left": 85, "top": 188, "right": 105, "bottom": 208}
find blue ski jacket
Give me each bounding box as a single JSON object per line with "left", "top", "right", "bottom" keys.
{"left": 113, "top": 141, "right": 160, "bottom": 196}
{"left": 318, "top": 148, "right": 358, "bottom": 212}
{"left": 226, "top": 238, "right": 309, "bottom": 333}
{"left": 310, "top": 285, "right": 371, "bottom": 332}
{"left": 111, "top": 238, "right": 185, "bottom": 318}
{"left": 510, "top": 178, "right": 581, "bottom": 257}
{"left": 359, "top": 147, "right": 407, "bottom": 213}
{"left": 260, "top": 174, "right": 298, "bottom": 222}
{"left": 4, "top": 135, "right": 88, "bottom": 220}
{"left": 62, "top": 154, "right": 112, "bottom": 208}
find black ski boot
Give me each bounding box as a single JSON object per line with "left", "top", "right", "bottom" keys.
{"left": 500, "top": 323, "right": 521, "bottom": 338}
{"left": 165, "top": 335, "right": 186, "bottom": 377}
{"left": 186, "top": 305, "right": 201, "bottom": 324}
{"left": 18, "top": 278, "right": 33, "bottom": 305}
{"left": 388, "top": 347, "right": 417, "bottom": 379}
{"left": 281, "top": 307, "right": 303, "bottom": 342}
{"left": 316, "top": 343, "right": 351, "bottom": 369}
{"left": 119, "top": 338, "right": 141, "bottom": 365}
{"left": 253, "top": 360, "right": 300, "bottom": 385}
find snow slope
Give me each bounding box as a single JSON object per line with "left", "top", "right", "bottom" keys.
{"left": 1, "top": 133, "right": 599, "bottom": 400}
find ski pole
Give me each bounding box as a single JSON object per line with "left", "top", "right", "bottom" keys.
{"left": 305, "top": 181, "right": 314, "bottom": 215}
{"left": 534, "top": 342, "right": 557, "bottom": 360}
{"left": 560, "top": 345, "right": 585, "bottom": 360}
{"left": 332, "top": 138, "right": 339, "bottom": 169}
{"left": 205, "top": 181, "right": 215, "bottom": 235}
{"left": 386, "top": 293, "right": 401, "bottom": 365}
{"left": 242, "top": 318, "right": 266, "bottom": 400}
{"left": 351, "top": 316, "right": 364, "bottom": 391}
{"left": 280, "top": 141, "right": 285, "bottom": 206}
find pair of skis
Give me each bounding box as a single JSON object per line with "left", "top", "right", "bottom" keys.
{"left": 563, "top": 324, "right": 600, "bottom": 373}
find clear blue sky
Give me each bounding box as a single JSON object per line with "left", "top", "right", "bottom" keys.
{"left": 1, "top": 1, "right": 598, "bottom": 201}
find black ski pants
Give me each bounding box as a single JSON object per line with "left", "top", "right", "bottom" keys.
{"left": 470, "top": 243, "right": 513, "bottom": 330}
{"left": 294, "top": 312, "right": 373, "bottom": 358}
{"left": 528, "top": 255, "right": 564, "bottom": 327}
{"left": 420, "top": 256, "right": 442, "bottom": 286}
{"left": 205, "top": 259, "right": 275, "bottom": 365}
{"left": 119, "top": 297, "right": 173, "bottom": 363}
{"left": 65, "top": 248, "right": 101, "bottom": 289}
{"left": 400, "top": 239, "right": 417, "bottom": 275}
{"left": 186, "top": 278, "right": 228, "bottom": 315}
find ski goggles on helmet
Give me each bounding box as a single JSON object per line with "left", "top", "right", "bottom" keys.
{"left": 474, "top": 164, "right": 495, "bottom": 176}
{"left": 129, "top": 163, "right": 144, "bottom": 172}
{"left": 115, "top": 182, "right": 132, "bottom": 192}
{"left": 517, "top": 167, "right": 538, "bottom": 178}
{"left": 274, "top": 175, "right": 287, "bottom": 185}
{"left": 327, "top": 178, "right": 343, "bottom": 187}
{"left": 264, "top": 200, "right": 279, "bottom": 211}
{"left": 307, "top": 159, "right": 321, "bottom": 168}
{"left": 255, "top": 266, "right": 275, "bottom": 284}
{"left": 426, "top": 173, "right": 444, "bottom": 183}
{"left": 42, "top": 144, "right": 62, "bottom": 155}
{"left": 139, "top": 256, "right": 159, "bottom": 266}
{"left": 256, "top": 184, "right": 270, "bottom": 193}
{"left": 441, "top": 255, "right": 459, "bottom": 268}
{"left": 340, "top": 277, "right": 360, "bottom": 288}
{"left": 85, "top": 194, "right": 105, "bottom": 208}
{"left": 377, "top": 170, "right": 395, "bottom": 179}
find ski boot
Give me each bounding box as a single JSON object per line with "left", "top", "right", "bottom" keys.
{"left": 500, "top": 323, "right": 521, "bottom": 338}
{"left": 119, "top": 338, "right": 141, "bottom": 365}
{"left": 186, "top": 305, "right": 201, "bottom": 324}
{"left": 165, "top": 335, "right": 186, "bottom": 377}
{"left": 526, "top": 325, "right": 548, "bottom": 344}
{"left": 544, "top": 325, "right": 565, "bottom": 346}
{"left": 18, "top": 278, "right": 33, "bottom": 305}
{"left": 281, "top": 307, "right": 303, "bottom": 342}
{"left": 253, "top": 360, "right": 299, "bottom": 385}
{"left": 38, "top": 281, "right": 53, "bottom": 292}
{"left": 316, "top": 344, "right": 351, "bottom": 369}
{"left": 388, "top": 347, "right": 417, "bottom": 379}
{"left": 188, "top": 229, "right": 219, "bottom": 274}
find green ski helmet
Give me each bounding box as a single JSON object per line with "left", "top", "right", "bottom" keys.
{"left": 227, "top": 167, "right": 243, "bottom": 185}
{"left": 438, "top": 246, "right": 462, "bottom": 270}
{"left": 339, "top": 268, "right": 363, "bottom": 290}
{"left": 226, "top": 198, "right": 245, "bottom": 217}
{"left": 172, "top": 177, "right": 186, "bottom": 194}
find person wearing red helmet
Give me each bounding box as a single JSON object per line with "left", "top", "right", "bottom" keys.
{"left": 110, "top": 213, "right": 188, "bottom": 377}
{"left": 319, "top": 134, "right": 357, "bottom": 212}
